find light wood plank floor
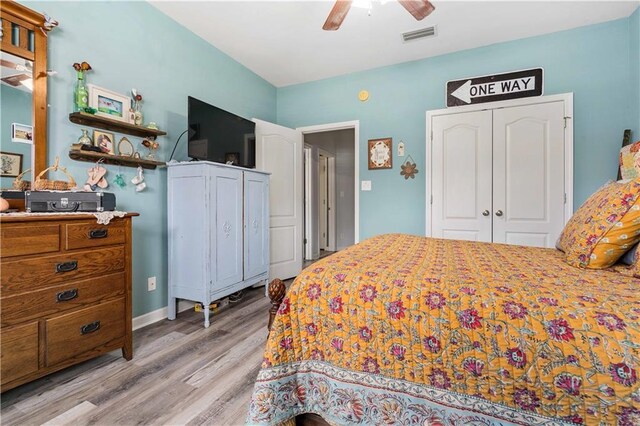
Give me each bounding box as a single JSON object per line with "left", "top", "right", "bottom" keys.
{"left": 1, "top": 287, "right": 273, "bottom": 426}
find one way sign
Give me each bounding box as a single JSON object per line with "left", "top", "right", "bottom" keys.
{"left": 446, "top": 68, "right": 544, "bottom": 107}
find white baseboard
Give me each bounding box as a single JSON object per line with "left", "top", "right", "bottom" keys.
{"left": 132, "top": 300, "right": 193, "bottom": 331}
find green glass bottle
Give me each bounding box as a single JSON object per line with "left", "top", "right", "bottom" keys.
{"left": 74, "top": 71, "right": 88, "bottom": 112}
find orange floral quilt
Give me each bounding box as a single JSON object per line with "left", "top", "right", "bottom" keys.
{"left": 248, "top": 234, "right": 640, "bottom": 425}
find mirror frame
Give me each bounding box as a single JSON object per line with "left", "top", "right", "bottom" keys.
{"left": 1, "top": 0, "right": 49, "bottom": 178}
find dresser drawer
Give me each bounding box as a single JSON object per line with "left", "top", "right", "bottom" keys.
{"left": 0, "top": 223, "right": 59, "bottom": 257}
{"left": 1, "top": 272, "right": 126, "bottom": 327}
{"left": 65, "top": 220, "right": 125, "bottom": 250}
{"left": 1, "top": 322, "right": 39, "bottom": 385}
{"left": 46, "top": 298, "right": 125, "bottom": 366}
{"left": 1, "top": 246, "right": 125, "bottom": 296}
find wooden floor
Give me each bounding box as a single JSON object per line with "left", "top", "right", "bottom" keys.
{"left": 1, "top": 287, "right": 273, "bottom": 426}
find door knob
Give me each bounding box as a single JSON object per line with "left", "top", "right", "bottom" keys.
{"left": 495, "top": 210, "right": 504, "bottom": 217}
{"left": 482, "top": 210, "right": 490, "bottom": 216}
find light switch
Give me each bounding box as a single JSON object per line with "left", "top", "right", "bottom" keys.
{"left": 361, "top": 180, "right": 372, "bottom": 191}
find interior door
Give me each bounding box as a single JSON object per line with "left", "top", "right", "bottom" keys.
{"left": 254, "top": 119, "right": 303, "bottom": 280}
{"left": 431, "top": 110, "right": 493, "bottom": 242}
{"left": 492, "top": 102, "right": 565, "bottom": 248}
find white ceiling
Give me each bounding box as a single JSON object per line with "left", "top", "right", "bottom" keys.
{"left": 150, "top": 1, "right": 639, "bottom": 87}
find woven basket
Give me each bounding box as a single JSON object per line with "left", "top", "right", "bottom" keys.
{"left": 12, "top": 168, "right": 32, "bottom": 191}
{"left": 33, "top": 157, "right": 77, "bottom": 191}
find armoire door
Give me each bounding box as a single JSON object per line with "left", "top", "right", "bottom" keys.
{"left": 431, "top": 110, "right": 493, "bottom": 242}
{"left": 211, "top": 167, "right": 243, "bottom": 288}
{"left": 492, "top": 102, "right": 565, "bottom": 248}
{"left": 244, "top": 172, "right": 270, "bottom": 280}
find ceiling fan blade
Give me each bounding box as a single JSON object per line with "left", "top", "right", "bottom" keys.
{"left": 398, "top": 0, "right": 435, "bottom": 21}
{"left": 323, "top": 0, "right": 353, "bottom": 31}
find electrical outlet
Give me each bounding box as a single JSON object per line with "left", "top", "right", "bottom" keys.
{"left": 147, "top": 276, "right": 156, "bottom": 291}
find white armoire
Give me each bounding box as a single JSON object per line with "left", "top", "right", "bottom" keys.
{"left": 167, "top": 161, "right": 269, "bottom": 327}
{"left": 426, "top": 94, "right": 573, "bottom": 248}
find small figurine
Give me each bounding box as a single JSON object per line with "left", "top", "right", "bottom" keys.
{"left": 113, "top": 174, "right": 126, "bottom": 188}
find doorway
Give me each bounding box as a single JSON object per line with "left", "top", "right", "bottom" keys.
{"left": 301, "top": 125, "right": 357, "bottom": 261}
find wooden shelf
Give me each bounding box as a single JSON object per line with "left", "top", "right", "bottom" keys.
{"left": 68, "top": 150, "right": 164, "bottom": 170}
{"left": 69, "top": 112, "right": 167, "bottom": 139}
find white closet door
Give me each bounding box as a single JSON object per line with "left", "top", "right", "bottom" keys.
{"left": 492, "top": 102, "right": 565, "bottom": 248}
{"left": 431, "top": 110, "right": 493, "bottom": 242}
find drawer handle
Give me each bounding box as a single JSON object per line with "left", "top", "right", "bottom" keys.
{"left": 56, "top": 261, "right": 78, "bottom": 273}
{"left": 56, "top": 288, "right": 78, "bottom": 302}
{"left": 88, "top": 229, "right": 108, "bottom": 239}
{"left": 80, "top": 321, "right": 101, "bottom": 335}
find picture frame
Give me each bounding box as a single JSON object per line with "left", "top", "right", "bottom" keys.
{"left": 94, "top": 130, "right": 115, "bottom": 155}
{"left": 368, "top": 137, "right": 392, "bottom": 169}
{"left": 225, "top": 152, "right": 240, "bottom": 165}
{"left": 0, "top": 151, "right": 23, "bottom": 177}
{"left": 87, "top": 84, "right": 130, "bottom": 122}
{"left": 118, "top": 137, "right": 134, "bottom": 157}
{"left": 11, "top": 123, "right": 33, "bottom": 143}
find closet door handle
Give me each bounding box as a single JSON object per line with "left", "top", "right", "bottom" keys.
{"left": 482, "top": 210, "right": 490, "bottom": 216}
{"left": 495, "top": 210, "right": 504, "bottom": 217}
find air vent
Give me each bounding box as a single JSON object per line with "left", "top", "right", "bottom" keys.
{"left": 402, "top": 26, "right": 437, "bottom": 42}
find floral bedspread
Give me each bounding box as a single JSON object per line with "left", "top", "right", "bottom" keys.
{"left": 248, "top": 234, "right": 640, "bottom": 425}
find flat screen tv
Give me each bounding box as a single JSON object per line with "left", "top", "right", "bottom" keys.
{"left": 187, "top": 96, "right": 256, "bottom": 168}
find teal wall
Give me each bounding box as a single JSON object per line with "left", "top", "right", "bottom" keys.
{"left": 277, "top": 16, "right": 639, "bottom": 240}
{"left": 631, "top": 7, "right": 640, "bottom": 135}
{"left": 1, "top": 85, "right": 32, "bottom": 188}
{"left": 26, "top": 1, "right": 277, "bottom": 317}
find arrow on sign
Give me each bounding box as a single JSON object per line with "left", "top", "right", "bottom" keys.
{"left": 451, "top": 80, "right": 472, "bottom": 103}
{"left": 450, "top": 77, "right": 537, "bottom": 104}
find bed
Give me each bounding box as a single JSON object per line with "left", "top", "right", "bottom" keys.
{"left": 248, "top": 234, "right": 640, "bottom": 425}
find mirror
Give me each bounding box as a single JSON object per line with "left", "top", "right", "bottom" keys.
{"left": 1, "top": 51, "right": 34, "bottom": 189}
{"left": 0, "top": 1, "right": 52, "bottom": 190}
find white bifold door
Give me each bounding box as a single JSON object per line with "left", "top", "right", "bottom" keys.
{"left": 430, "top": 100, "right": 566, "bottom": 248}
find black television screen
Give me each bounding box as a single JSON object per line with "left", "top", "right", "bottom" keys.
{"left": 187, "top": 96, "right": 256, "bottom": 168}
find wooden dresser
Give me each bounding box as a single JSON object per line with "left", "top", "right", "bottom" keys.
{"left": 0, "top": 213, "right": 137, "bottom": 391}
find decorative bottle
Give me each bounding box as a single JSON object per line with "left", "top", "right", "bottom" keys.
{"left": 77, "top": 129, "right": 91, "bottom": 145}
{"left": 74, "top": 71, "right": 88, "bottom": 112}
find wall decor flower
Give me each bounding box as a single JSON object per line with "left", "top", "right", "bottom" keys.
{"left": 400, "top": 154, "right": 418, "bottom": 180}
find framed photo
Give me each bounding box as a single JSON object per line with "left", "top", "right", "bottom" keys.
{"left": 0, "top": 151, "right": 23, "bottom": 177}
{"left": 94, "top": 130, "right": 115, "bottom": 155}
{"left": 225, "top": 152, "right": 240, "bottom": 165}
{"left": 11, "top": 123, "right": 33, "bottom": 143}
{"left": 87, "top": 84, "right": 130, "bottom": 122}
{"left": 368, "top": 138, "right": 392, "bottom": 169}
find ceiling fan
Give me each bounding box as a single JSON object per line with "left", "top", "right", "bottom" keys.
{"left": 323, "top": 0, "right": 435, "bottom": 31}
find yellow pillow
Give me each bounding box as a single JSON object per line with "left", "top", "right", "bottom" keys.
{"left": 557, "top": 179, "right": 640, "bottom": 268}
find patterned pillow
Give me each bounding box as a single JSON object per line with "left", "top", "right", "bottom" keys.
{"left": 557, "top": 179, "right": 640, "bottom": 268}
{"left": 619, "top": 140, "right": 640, "bottom": 180}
